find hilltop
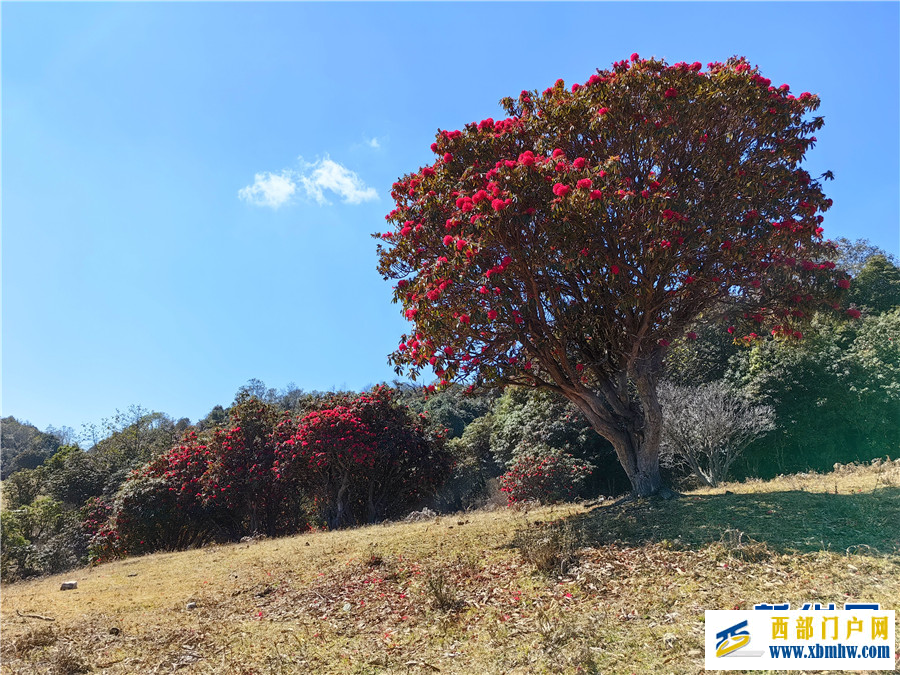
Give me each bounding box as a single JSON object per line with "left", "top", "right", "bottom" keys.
{"left": 2, "top": 461, "right": 898, "bottom": 674}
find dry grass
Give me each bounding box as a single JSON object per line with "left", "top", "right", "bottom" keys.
{"left": 2, "top": 460, "right": 898, "bottom": 674}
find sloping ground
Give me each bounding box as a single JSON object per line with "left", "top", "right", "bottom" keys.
{"left": 2, "top": 461, "right": 898, "bottom": 674}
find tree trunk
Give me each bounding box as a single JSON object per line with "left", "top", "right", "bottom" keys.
{"left": 366, "top": 481, "right": 377, "bottom": 524}
{"left": 329, "top": 473, "right": 351, "bottom": 530}
{"left": 610, "top": 434, "right": 664, "bottom": 497}
{"left": 562, "top": 364, "right": 673, "bottom": 499}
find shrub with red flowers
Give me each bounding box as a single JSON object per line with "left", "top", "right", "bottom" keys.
{"left": 103, "top": 430, "right": 218, "bottom": 556}
{"left": 499, "top": 449, "right": 593, "bottom": 504}
{"left": 376, "top": 55, "right": 850, "bottom": 498}
{"left": 198, "top": 396, "right": 299, "bottom": 537}
{"left": 277, "top": 386, "right": 453, "bottom": 528}
{"left": 93, "top": 388, "right": 453, "bottom": 558}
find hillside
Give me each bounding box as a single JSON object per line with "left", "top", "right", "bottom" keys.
{"left": 2, "top": 461, "right": 898, "bottom": 674}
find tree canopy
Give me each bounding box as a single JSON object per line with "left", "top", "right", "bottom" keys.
{"left": 376, "top": 55, "right": 848, "bottom": 495}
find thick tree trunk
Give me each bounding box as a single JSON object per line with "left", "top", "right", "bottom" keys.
{"left": 610, "top": 434, "right": 664, "bottom": 497}
{"left": 562, "top": 363, "right": 674, "bottom": 499}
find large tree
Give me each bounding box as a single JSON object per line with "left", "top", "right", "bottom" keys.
{"left": 376, "top": 55, "right": 848, "bottom": 497}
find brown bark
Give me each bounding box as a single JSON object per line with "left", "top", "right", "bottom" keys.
{"left": 561, "top": 363, "right": 672, "bottom": 498}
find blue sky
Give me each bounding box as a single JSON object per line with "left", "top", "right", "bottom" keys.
{"left": 3, "top": 2, "right": 898, "bottom": 436}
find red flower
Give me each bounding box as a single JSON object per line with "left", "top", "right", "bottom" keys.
{"left": 487, "top": 310, "right": 498, "bottom": 320}
{"left": 589, "top": 190, "right": 602, "bottom": 200}
{"left": 552, "top": 148, "right": 566, "bottom": 159}
{"left": 518, "top": 151, "right": 535, "bottom": 166}
{"left": 598, "top": 107, "right": 609, "bottom": 116}
{"left": 687, "top": 331, "right": 698, "bottom": 340}
{"left": 838, "top": 278, "right": 850, "bottom": 289}
{"left": 664, "top": 88, "right": 678, "bottom": 98}
{"left": 576, "top": 178, "right": 592, "bottom": 190}
{"left": 573, "top": 157, "right": 587, "bottom": 169}
{"left": 846, "top": 308, "right": 861, "bottom": 319}
{"left": 459, "top": 314, "right": 470, "bottom": 324}
{"left": 553, "top": 183, "right": 570, "bottom": 197}
{"left": 443, "top": 235, "right": 454, "bottom": 246}
{"left": 610, "top": 264, "right": 619, "bottom": 275}
{"left": 491, "top": 198, "right": 508, "bottom": 212}
{"left": 630, "top": 52, "right": 639, "bottom": 62}
{"left": 443, "top": 153, "right": 453, "bottom": 163}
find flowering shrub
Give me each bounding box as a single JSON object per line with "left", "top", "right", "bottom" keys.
{"left": 499, "top": 449, "right": 593, "bottom": 504}
{"left": 92, "top": 388, "right": 453, "bottom": 557}
{"left": 376, "top": 55, "right": 850, "bottom": 496}
{"left": 277, "top": 386, "right": 453, "bottom": 528}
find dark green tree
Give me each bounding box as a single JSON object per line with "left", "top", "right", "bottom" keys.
{"left": 848, "top": 255, "right": 900, "bottom": 315}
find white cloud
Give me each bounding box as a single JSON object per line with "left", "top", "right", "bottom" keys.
{"left": 239, "top": 156, "right": 378, "bottom": 209}
{"left": 366, "top": 137, "right": 380, "bottom": 149}
{"left": 298, "top": 156, "right": 379, "bottom": 206}
{"left": 238, "top": 170, "right": 297, "bottom": 209}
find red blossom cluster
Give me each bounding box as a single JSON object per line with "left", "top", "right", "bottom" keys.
{"left": 499, "top": 452, "right": 593, "bottom": 504}
{"left": 376, "top": 54, "right": 848, "bottom": 394}
{"left": 92, "top": 389, "right": 454, "bottom": 559}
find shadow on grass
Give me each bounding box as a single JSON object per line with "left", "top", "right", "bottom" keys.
{"left": 568, "top": 487, "right": 900, "bottom": 556}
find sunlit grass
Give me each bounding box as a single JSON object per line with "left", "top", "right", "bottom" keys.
{"left": 2, "top": 460, "right": 898, "bottom": 674}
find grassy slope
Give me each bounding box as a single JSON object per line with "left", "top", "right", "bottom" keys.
{"left": 2, "top": 461, "right": 898, "bottom": 674}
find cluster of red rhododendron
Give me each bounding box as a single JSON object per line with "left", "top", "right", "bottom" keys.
{"left": 375, "top": 55, "right": 850, "bottom": 393}
{"left": 499, "top": 452, "right": 593, "bottom": 504}
{"left": 92, "top": 388, "right": 453, "bottom": 557}
{"left": 276, "top": 389, "right": 453, "bottom": 528}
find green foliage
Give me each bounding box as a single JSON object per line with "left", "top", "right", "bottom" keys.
{"left": 848, "top": 255, "right": 900, "bottom": 315}
{"left": 663, "top": 316, "right": 742, "bottom": 386}
{"left": 42, "top": 446, "right": 111, "bottom": 506}
{"left": 0, "top": 496, "right": 87, "bottom": 582}
{"left": 832, "top": 237, "right": 898, "bottom": 278}
{"left": 419, "top": 384, "right": 497, "bottom": 439}
{"left": 108, "top": 475, "right": 211, "bottom": 556}
{"left": 492, "top": 389, "right": 595, "bottom": 465}
{"left": 439, "top": 413, "right": 502, "bottom": 510}
{"left": 729, "top": 311, "right": 900, "bottom": 477}
{"left": 88, "top": 406, "right": 180, "bottom": 471}
{"left": 490, "top": 388, "right": 627, "bottom": 496}
{"left": 1, "top": 467, "right": 45, "bottom": 510}
{"left": 1, "top": 417, "right": 64, "bottom": 479}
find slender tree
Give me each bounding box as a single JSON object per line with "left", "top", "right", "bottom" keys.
{"left": 376, "top": 55, "right": 848, "bottom": 497}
